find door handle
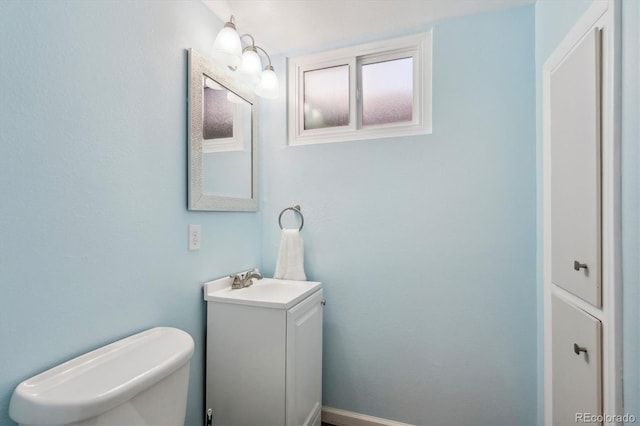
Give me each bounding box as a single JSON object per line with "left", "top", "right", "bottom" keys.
{"left": 574, "top": 260, "right": 588, "bottom": 271}
{"left": 574, "top": 343, "right": 588, "bottom": 355}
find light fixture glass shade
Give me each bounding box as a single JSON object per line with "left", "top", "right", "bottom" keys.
{"left": 237, "top": 48, "right": 262, "bottom": 85}
{"left": 255, "top": 66, "right": 279, "bottom": 99}
{"left": 212, "top": 21, "right": 242, "bottom": 68}
{"left": 238, "top": 49, "right": 262, "bottom": 76}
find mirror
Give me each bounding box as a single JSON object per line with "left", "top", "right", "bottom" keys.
{"left": 187, "top": 49, "right": 258, "bottom": 211}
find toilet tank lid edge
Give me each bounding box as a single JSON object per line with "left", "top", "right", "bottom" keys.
{"left": 9, "top": 327, "right": 195, "bottom": 425}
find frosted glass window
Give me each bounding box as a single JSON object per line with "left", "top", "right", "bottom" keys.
{"left": 303, "top": 65, "right": 349, "bottom": 130}
{"left": 362, "top": 57, "right": 413, "bottom": 126}
{"left": 203, "top": 86, "right": 233, "bottom": 139}
{"left": 288, "top": 32, "right": 431, "bottom": 145}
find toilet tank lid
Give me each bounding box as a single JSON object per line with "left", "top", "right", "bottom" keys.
{"left": 9, "top": 327, "right": 195, "bottom": 425}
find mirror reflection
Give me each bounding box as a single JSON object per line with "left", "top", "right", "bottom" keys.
{"left": 201, "top": 76, "right": 252, "bottom": 199}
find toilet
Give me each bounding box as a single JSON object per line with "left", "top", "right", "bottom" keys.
{"left": 9, "top": 327, "right": 195, "bottom": 426}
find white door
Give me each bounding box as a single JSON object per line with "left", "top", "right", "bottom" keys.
{"left": 286, "top": 290, "right": 323, "bottom": 426}
{"left": 550, "top": 28, "right": 602, "bottom": 307}
{"left": 552, "top": 295, "right": 602, "bottom": 425}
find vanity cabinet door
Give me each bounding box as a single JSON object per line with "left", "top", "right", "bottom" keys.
{"left": 552, "top": 294, "right": 602, "bottom": 425}
{"left": 550, "top": 28, "right": 602, "bottom": 307}
{"left": 286, "top": 290, "right": 323, "bottom": 426}
{"left": 206, "top": 303, "right": 286, "bottom": 426}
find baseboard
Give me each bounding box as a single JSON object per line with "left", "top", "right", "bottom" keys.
{"left": 321, "top": 406, "right": 414, "bottom": 426}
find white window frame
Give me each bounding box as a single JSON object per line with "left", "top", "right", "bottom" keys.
{"left": 288, "top": 32, "right": 432, "bottom": 146}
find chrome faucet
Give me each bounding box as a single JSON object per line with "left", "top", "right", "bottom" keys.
{"left": 231, "top": 269, "right": 263, "bottom": 289}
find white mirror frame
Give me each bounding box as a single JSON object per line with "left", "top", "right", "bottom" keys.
{"left": 187, "top": 48, "right": 259, "bottom": 211}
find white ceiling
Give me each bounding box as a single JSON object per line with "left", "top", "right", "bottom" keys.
{"left": 202, "top": 0, "right": 534, "bottom": 56}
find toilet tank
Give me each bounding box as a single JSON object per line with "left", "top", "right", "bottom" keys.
{"left": 9, "top": 327, "right": 195, "bottom": 426}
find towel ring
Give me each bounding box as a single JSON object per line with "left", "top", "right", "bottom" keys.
{"left": 279, "top": 205, "right": 304, "bottom": 231}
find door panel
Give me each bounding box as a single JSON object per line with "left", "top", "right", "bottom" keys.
{"left": 552, "top": 295, "right": 602, "bottom": 425}
{"left": 550, "top": 28, "right": 602, "bottom": 307}
{"left": 286, "top": 290, "right": 323, "bottom": 426}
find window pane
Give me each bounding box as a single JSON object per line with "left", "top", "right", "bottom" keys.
{"left": 304, "top": 65, "right": 349, "bottom": 130}
{"left": 203, "top": 85, "right": 233, "bottom": 139}
{"left": 362, "top": 57, "right": 413, "bottom": 126}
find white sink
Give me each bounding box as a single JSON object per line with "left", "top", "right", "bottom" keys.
{"left": 203, "top": 275, "right": 321, "bottom": 309}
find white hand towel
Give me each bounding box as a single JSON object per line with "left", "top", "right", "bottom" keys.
{"left": 274, "top": 229, "right": 307, "bottom": 281}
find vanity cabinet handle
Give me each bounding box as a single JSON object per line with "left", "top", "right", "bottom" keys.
{"left": 573, "top": 260, "right": 588, "bottom": 271}
{"left": 321, "top": 300, "right": 326, "bottom": 306}
{"left": 574, "top": 343, "right": 588, "bottom": 355}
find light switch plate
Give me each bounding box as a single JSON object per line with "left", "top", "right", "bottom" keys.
{"left": 189, "top": 224, "right": 201, "bottom": 250}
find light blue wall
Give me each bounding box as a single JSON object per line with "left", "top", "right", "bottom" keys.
{"left": 0, "top": 2, "right": 261, "bottom": 425}
{"left": 261, "top": 6, "right": 536, "bottom": 425}
{"left": 534, "top": 0, "right": 640, "bottom": 422}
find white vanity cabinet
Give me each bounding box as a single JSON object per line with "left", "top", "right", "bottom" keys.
{"left": 204, "top": 277, "right": 323, "bottom": 426}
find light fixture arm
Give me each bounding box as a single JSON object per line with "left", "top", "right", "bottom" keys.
{"left": 254, "top": 45, "right": 273, "bottom": 68}
{"left": 239, "top": 33, "right": 272, "bottom": 69}
{"left": 225, "top": 15, "right": 237, "bottom": 29}
{"left": 239, "top": 33, "right": 256, "bottom": 49}
{"left": 238, "top": 34, "right": 272, "bottom": 67}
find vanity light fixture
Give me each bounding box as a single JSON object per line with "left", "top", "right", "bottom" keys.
{"left": 212, "top": 15, "right": 279, "bottom": 99}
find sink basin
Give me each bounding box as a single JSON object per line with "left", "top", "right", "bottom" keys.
{"left": 203, "top": 275, "right": 321, "bottom": 309}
